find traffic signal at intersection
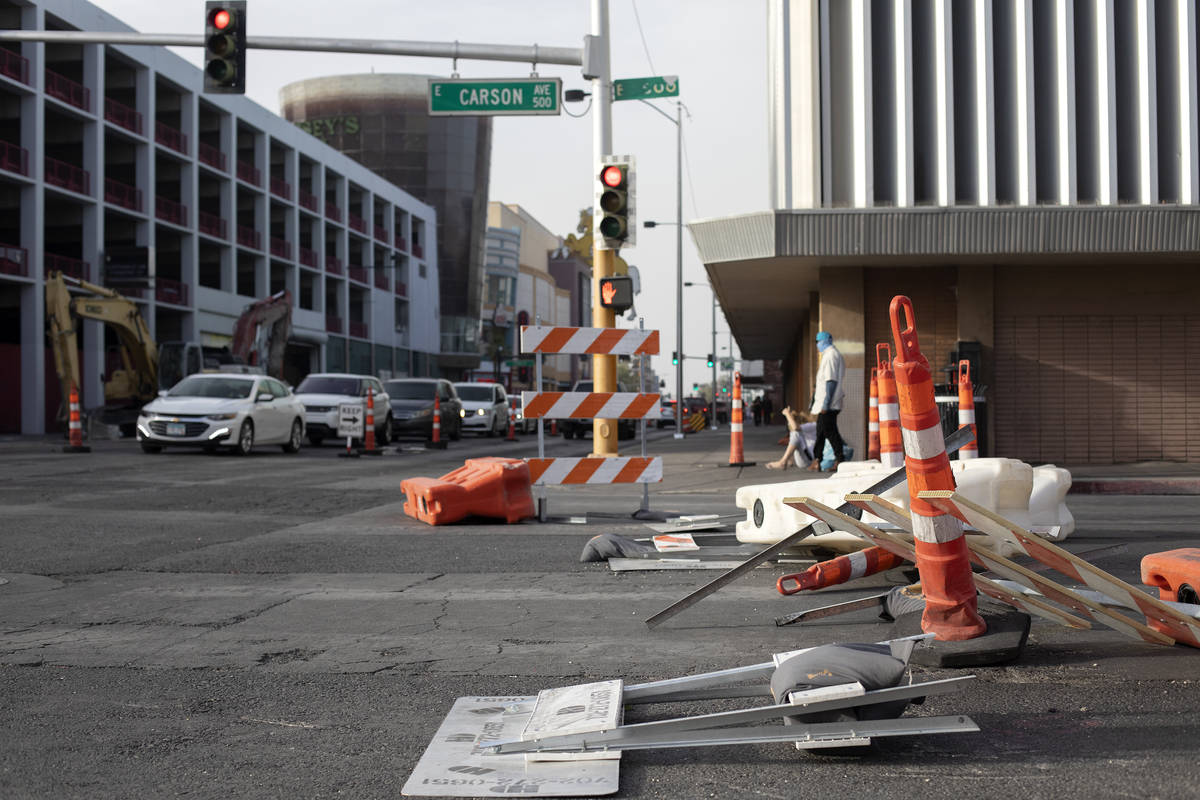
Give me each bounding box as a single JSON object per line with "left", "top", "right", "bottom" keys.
{"left": 671, "top": 351, "right": 679, "bottom": 366}
{"left": 706, "top": 354, "right": 714, "bottom": 368}
{"left": 204, "top": 1, "right": 246, "bottom": 94}
{"left": 595, "top": 155, "right": 635, "bottom": 249}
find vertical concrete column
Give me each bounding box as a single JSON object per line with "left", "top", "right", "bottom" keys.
{"left": 253, "top": 128, "right": 268, "bottom": 299}
{"left": 1170, "top": 0, "right": 1197, "bottom": 203}
{"left": 893, "top": 0, "right": 914, "bottom": 207}
{"left": 218, "top": 111, "right": 235, "bottom": 292}
{"left": 933, "top": 0, "right": 955, "bottom": 206}
{"left": 1053, "top": 0, "right": 1079, "bottom": 204}
{"left": 849, "top": 0, "right": 873, "bottom": 207}
{"left": 1013, "top": 0, "right": 1038, "bottom": 205}
{"left": 141, "top": 69, "right": 156, "bottom": 340}
{"left": 971, "top": 0, "right": 996, "bottom": 205}
{"left": 312, "top": 166, "right": 325, "bottom": 314}
{"left": 80, "top": 42, "right": 104, "bottom": 406}
{"left": 179, "top": 90, "right": 198, "bottom": 342}
{"left": 21, "top": 2, "right": 45, "bottom": 433}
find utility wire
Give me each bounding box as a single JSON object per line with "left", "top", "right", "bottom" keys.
{"left": 631, "top": 0, "right": 656, "bottom": 74}
{"left": 680, "top": 107, "right": 701, "bottom": 219}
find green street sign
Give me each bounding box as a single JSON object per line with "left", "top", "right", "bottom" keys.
{"left": 428, "top": 78, "right": 562, "bottom": 116}
{"left": 612, "top": 75, "right": 679, "bottom": 102}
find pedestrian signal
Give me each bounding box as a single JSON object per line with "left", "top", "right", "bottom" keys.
{"left": 597, "top": 276, "right": 633, "bottom": 313}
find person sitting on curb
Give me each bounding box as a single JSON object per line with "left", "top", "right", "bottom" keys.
{"left": 765, "top": 406, "right": 814, "bottom": 470}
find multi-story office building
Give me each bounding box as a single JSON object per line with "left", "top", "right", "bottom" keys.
{"left": 279, "top": 74, "right": 491, "bottom": 378}
{"left": 0, "top": 0, "right": 440, "bottom": 434}
{"left": 691, "top": 0, "right": 1200, "bottom": 464}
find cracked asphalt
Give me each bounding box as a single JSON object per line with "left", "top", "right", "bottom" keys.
{"left": 3, "top": 427, "right": 1200, "bottom": 799}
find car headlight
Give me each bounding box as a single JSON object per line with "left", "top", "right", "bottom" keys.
{"left": 413, "top": 407, "right": 431, "bottom": 418}
{"left": 207, "top": 413, "right": 238, "bottom": 420}
{"left": 459, "top": 409, "right": 466, "bottom": 417}
{"left": 476, "top": 408, "right": 486, "bottom": 416}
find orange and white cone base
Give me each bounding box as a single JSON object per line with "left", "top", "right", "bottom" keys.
{"left": 64, "top": 385, "right": 90, "bottom": 453}
{"left": 777, "top": 546, "right": 906, "bottom": 595}
{"left": 891, "top": 295, "right": 985, "bottom": 642}
{"left": 867, "top": 367, "right": 881, "bottom": 461}
{"left": 727, "top": 372, "right": 753, "bottom": 466}
{"left": 876, "top": 344, "right": 904, "bottom": 468}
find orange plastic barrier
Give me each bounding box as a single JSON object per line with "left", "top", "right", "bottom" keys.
{"left": 64, "top": 383, "right": 90, "bottom": 453}
{"left": 1141, "top": 548, "right": 1200, "bottom": 604}
{"left": 867, "top": 367, "right": 881, "bottom": 461}
{"left": 401, "top": 457, "right": 535, "bottom": 525}
{"left": 876, "top": 344, "right": 904, "bottom": 468}
{"left": 956, "top": 360, "right": 978, "bottom": 460}
{"left": 777, "top": 546, "right": 905, "bottom": 595}
{"left": 728, "top": 371, "right": 753, "bottom": 466}
{"left": 360, "top": 386, "right": 383, "bottom": 455}
{"left": 890, "top": 296, "right": 986, "bottom": 642}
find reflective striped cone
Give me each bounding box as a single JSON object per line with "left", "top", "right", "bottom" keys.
{"left": 429, "top": 394, "right": 447, "bottom": 449}
{"left": 728, "top": 372, "right": 753, "bottom": 466}
{"left": 890, "top": 295, "right": 986, "bottom": 641}
{"left": 63, "top": 384, "right": 90, "bottom": 453}
{"left": 957, "top": 360, "right": 978, "bottom": 459}
{"left": 360, "top": 387, "right": 382, "bottom": 455}
{"left": 776, "top": 546, "right": 906, "bottom": 595}
{"left": 876, "top": 343, "right": 904, "bottom": 468}
{"left": 867, "top": 367, "right": 881, "bottom": 461}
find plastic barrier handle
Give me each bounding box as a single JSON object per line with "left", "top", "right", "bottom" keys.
{"left": 876, "top": 342, "right": 892, "bottom": 371}
{"left": 889, "top": 295, "right": 922, "bottom": 363}
{"left": 776, "top": 572, "right": 807, "bottom": 596}
{"left": 958, "top": 359, "right": 970, "bottom": 384}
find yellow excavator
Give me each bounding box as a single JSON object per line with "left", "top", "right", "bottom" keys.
{"left": 45, "top": 270, "right": 159, "bottom": 433}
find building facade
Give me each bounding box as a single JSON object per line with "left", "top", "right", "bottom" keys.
{"left": 691, "top": 0, "right": 1200, "bottom": 465}
{"left": 0, "top": 0, "right": 440, "bottom": 435}
{"left": 484, "top": 202, "right": 580, "bottom": 391}
{"left": 278, "top": 74, "right": 491, "bottom": 378}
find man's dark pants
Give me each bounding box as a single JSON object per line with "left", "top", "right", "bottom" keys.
{"left": 813, "top": 410, "right": 845, "bottom": 465}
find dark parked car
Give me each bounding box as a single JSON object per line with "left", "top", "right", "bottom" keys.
{"left": 383, "top": 378, "right": 462, "bottom": 441}
{"left": 559, "top": 380, "right": 637, "bottom": 440}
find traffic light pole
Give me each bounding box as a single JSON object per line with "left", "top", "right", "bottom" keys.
{"left": 674, "top": 102, "right": 684, "bottom": 438}
{"left": 590, "top": 0, "right": 618, "bottom": 458}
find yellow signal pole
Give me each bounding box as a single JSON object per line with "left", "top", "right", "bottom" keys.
{"left": 592, "top": 247, "right": 618, "bottom": 456}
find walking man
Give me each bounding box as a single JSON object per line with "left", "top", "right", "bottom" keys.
{"left": 808, "top": 331, "right": 846, "bottom": 471}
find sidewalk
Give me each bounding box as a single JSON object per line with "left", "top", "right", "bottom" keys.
{"left": 655, "top": 421, "right": 1200, "bottom": 496}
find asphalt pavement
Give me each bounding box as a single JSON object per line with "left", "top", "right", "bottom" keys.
{"left": 2, "top": 422, "right": 1200, "bottom": 799}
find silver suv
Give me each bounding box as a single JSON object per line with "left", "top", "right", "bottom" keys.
{"left": 294, "top": 373, "right": 392, "bottom": 446}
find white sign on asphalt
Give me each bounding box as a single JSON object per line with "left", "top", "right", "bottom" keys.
{"left": 402, "top": 695, "right": 620, "bottom": 797}
{"left": 337, "top": 402, "right": 364, "bottom": 438}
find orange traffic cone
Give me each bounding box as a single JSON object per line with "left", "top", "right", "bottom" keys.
{"left": 63, "top": 383, "right": 90, "bottom": 453}
{"left": 727, "top": 371, "right": 754, "bottom": 467}
{"left": 957, "top": 360, "right": 978, "bottom": 459}
{"left": 867, "top": 367, "right": 881, "bottom": 461}
{"left": 429, "top": 393, "right": 447, "bottom": 449}
{"left": 890, "top": 295, "right": 985, "bottom": 642}
{"left": 506, "top": 404, "right": 517, "bottom": 441}
{"left": 777, "top": 546, "right": 906, "bottom": 594}
{"left": 359, "top": 386, "right": 383, "bottom": 455}
{"left": 550, "top": 418, "right": 558, "bottom": 436}
{"left": 876, "top": 343, "right": 904, "bottom": 468}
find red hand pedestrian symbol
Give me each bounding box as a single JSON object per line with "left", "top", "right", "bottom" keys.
{"left": 602, "top": 281, "right": 617, "bottom": 306}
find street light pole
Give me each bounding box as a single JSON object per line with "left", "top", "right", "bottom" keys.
{"left": 674, "top": 101, "right": 683, "bottom": 437}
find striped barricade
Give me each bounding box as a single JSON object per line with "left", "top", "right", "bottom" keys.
{"left": 521, "top": 325, "right": 660, "bottom": 355}
{"left": 521, "top": 391, "right": 660, "bottom": 420}
{"left": 527, "top": 456, "right": 663, "bottom": 485}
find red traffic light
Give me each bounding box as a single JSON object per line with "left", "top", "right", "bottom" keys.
{"left": 600, "top": 165, "right": 624, "bottom": 188}
{"left": 211, "top": 8, "right": 232, "bottom": 29}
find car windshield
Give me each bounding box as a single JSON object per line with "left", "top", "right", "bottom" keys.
{"left": 167, "top": 376, "right": 255, "bottom": 399}
{"left": 385, "top": 381, "right": 435, "bottom": 400}
{"left": 456, "top": 386, "right": 494, "bottom": 402}
{"left": 296, "top": 376, "right": 359, "bottom": 395}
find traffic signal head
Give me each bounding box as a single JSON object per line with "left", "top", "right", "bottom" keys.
{"left": 597, "top": 275, "right": 634, "bottom": 313}
{"left": 594, "top": 155, "right": 635, "bottom": 250}
{"left": 706, "top": 354, "right": 714, "bottom": 368}
{"left": 204, "top": 1, "right": 246, "bottom": 94}
{"left": 671, "top": 351, "right": 679, "bottom": 366}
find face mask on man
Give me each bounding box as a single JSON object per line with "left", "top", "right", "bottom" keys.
{"left": 817, "top": 339, "right": 832, "bottom": 353}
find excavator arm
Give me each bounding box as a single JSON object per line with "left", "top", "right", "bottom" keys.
{"left": 231, "top": 290, "right": 292, "bottom": 379}
{"left": 44, "top": 271, "right": 158, "bottom": 421}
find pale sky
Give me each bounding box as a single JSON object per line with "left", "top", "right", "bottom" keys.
{"left": 89, "top": 0, "right": 770, "bottom": 391}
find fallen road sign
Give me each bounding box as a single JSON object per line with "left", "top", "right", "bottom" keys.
{"left": 401, "top": 695, "right": 619, "bottom": 797}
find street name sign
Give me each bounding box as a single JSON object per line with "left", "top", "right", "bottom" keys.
{"left": 612, "top": 75, "right": 679, "bottom": 102}
{"left": 337, "top": 403, "right": 364, "bottom": 438}
{"left": 428, "top": 77, "right": 562, "bottom": 116}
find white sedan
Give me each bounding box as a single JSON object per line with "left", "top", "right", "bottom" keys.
{"left": 136, "top": 373, "right": 305, "bottom": 455}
